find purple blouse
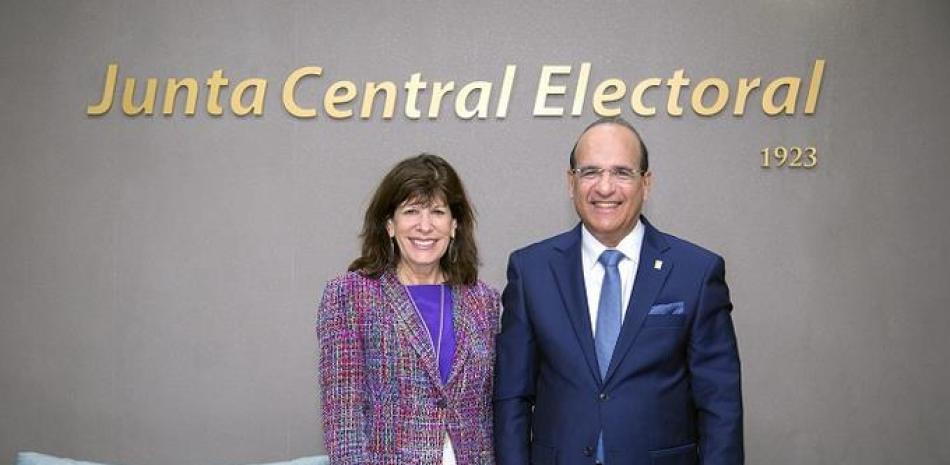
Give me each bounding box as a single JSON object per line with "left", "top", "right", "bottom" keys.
{"left": 406, "top": 284, "right": 455, "bottom": 384}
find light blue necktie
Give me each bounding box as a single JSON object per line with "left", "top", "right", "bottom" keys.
{"left": 595, "top": 249, "right": 624, "bottom": 464}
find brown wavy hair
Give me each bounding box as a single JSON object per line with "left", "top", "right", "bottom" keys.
{"left": 349, "top": 153, "right": 479, "bottom": 285}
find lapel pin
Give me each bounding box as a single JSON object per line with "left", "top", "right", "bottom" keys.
{"left": 654, "top": 259, "right": 663, "bottom": 270}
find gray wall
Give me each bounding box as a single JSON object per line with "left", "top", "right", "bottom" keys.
{"left": 2, "top": 1, "right": 949, "bottom": 464}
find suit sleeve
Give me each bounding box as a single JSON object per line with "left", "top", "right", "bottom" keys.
{"left": 494, "top": 252, "right": 538, "bottom": 465}
{"left": 483, "top": 285, "right": 503, "bottom": 457}
{"left": 689, "top": 256, "right": 744, "bottom": 465}
{"left": 317, "top": 278, "right": 368, "bottom": 465}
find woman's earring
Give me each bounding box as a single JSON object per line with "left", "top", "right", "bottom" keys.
{"left": 449, "top": 235, "right": 458, "bottom": 264}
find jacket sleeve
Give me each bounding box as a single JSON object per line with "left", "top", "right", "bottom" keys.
{"left": 483, "top": 283, "right": 503, "bottom": 461}
{"left": 493, "top": 252, "right": 537, "bottom": 465}
{"left": 689, "top": 256, "right": 744, "bottom": 465}
{"left": 317, "top": 277, "right": 368, "bottom": 465}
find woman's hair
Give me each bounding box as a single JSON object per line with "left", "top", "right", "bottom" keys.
{"left": 349, "top": 153, "right": 479, "bottom": 285}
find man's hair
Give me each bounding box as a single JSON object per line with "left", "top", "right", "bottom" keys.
{"left": 569, "top": 116, "right": 649, "bottom": 172}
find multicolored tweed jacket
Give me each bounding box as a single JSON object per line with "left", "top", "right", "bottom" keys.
{"left": 318, "top": 269, "right": 500, "bottom": 465}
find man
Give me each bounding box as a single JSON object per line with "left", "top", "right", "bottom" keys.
{"left": 494, "top": 117, "right": 743, "bottom": 465}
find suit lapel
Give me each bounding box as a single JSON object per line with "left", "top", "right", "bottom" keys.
{"left": 380, "top": 270, "right": 446, "bottom": 393}
{"left": 550, "top": 225, "right": 602, "bottom": 385}
{"left": 444, "top": 284, "right": 476, "bottom": 389}
{"left": 604, "top": 219, "right": 673, "bottom": 384}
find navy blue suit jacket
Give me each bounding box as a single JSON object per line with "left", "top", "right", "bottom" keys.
{"left": 494, "top": 218, "right": 743, "bottom": 465}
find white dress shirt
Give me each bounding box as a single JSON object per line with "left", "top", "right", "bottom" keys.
{"left": 581, "top": 220, "right": 645, "bottom": 335}
{"left": 442, "top": 432, "right": 456, "bottom": 465}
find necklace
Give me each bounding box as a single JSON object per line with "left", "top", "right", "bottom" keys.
{"left": 406, "top": 283, "right": 446, "bottom": 365}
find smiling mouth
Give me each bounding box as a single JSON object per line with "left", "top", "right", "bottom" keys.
{"left": 591, "top": 200, "right": 622, "bottom": 209}
{"left": 408, "top": 238, "right": 439, "bottom": 249}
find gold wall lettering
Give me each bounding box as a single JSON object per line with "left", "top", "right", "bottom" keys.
{"left": 86, "top": 61, "right": 824, "bottom": 119}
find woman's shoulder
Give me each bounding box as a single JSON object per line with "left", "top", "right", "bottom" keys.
{"left": 318, "top": 271, "right": 386, "bottom": 323}
{"left": 461, "top": 280, "right": 501, "bottom": 330}
{"left": 322, "top": 270, "right": 384, "bottom": 298}
{"left": 327, "top": 270, "right": 381, "bottom": 286}
{"left": 464, "top": 279, "right": 501, "bottom": 302}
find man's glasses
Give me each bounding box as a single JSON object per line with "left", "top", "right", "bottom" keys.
{"left": 569, "top": 166, "right": 646, "bottom": 184}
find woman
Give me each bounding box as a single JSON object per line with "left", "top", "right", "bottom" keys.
{"left": 318, "top": 154, "right": 499, "bottom": 465}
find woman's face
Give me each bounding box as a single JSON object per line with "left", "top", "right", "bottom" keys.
{"left": 387, "top": 196, "right": 457, "bottom": 274}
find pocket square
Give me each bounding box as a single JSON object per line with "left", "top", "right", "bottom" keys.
{"left": 649, "top": 302, "right": 685, "bottom": 315}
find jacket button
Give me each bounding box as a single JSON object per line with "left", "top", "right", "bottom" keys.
{"left": 436, "top": 399, "right": 447, "bottom": 408}
{"left": 583, "top": 446, "right": 593, "bottom": 457}
{"left": 599, "top": 392, "right": 608, "bottom": 400}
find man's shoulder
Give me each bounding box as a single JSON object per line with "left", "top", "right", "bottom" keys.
{"left": 506, "top": 220, "right": 726, "bottom": 268}
{"left": 509, "top": 227, "right": 579, "bottom": 262}
{"left": 651, "top": 224, "right": 724, "bottom": 268}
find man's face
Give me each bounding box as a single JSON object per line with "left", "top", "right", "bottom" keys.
{"left": 568, "top": 123, "right": 652, "bottom": 247}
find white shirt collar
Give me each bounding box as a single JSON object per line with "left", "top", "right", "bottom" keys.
{"left": 581, "top": 219, "right": 644, "bottom": 272}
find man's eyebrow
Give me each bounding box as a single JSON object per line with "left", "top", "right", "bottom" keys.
{"left": 577, "top": 164, "right": 636, "bottom": 169}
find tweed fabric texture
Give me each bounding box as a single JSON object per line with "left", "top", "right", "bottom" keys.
{"left": 318, "top": 270, "right": 500, "bottom": 465}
